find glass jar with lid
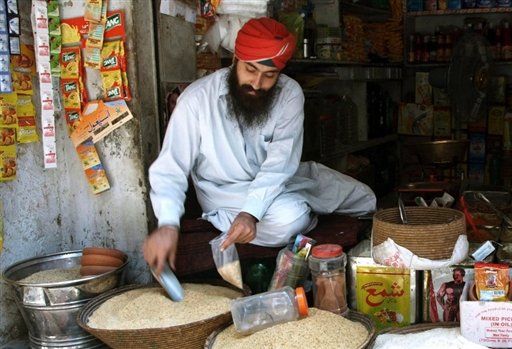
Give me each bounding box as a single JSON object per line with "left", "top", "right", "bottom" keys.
{"left": 308, "top": 244, "right": 348, "bottom": 316}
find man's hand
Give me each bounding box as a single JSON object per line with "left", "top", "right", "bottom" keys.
{"left": 220, "top": 212, "right": 257, "bottom": 251}
{"left": 143, "top": 225, "right": 179, "bottom": 275}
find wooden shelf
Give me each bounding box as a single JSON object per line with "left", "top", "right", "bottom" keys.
{"left": 340, "top": 0, "right": 392, "bottom": 22}
{"left": 286, "top": 62, "right": 402, "bottom": 81}
{"left": 405, "top": 60, "right": 512, "bottom": 68}
{"left": 406, "top": 7, "right": 512, "bottom": 17}
{"left": 320, "top": 134, "right": 398, "bottom": 161}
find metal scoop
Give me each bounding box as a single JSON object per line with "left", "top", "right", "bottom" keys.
{"left": 398, "top": 197, "right": 408, "bottom": 224}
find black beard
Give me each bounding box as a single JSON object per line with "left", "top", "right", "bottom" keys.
{"left": 226, "top": 65, "right": 279, "bottom": 129}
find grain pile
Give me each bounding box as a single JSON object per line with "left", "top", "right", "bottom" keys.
{"left": 19, "top": 266, "right": 81, "bottom": 284}
{"left": 87, "top": 283, "right": 242, "bottom": 330}
{"left": 373, "top": 327, "right": 488, "bottom": 349}
{"left": 212, "top": 308, "right": 369, "bottom": 349}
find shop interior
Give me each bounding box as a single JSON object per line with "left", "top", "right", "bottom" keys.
{"left": 2, "top": 0, "right": 512, "bottom": 348}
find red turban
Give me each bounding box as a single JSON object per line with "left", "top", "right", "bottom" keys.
{"left": 235, "top": 17, "right": 296, "bottom": 70}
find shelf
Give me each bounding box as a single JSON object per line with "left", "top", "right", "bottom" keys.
{"left": 406, "top": 7, "right": 512, "bottom": 17}
{"left": 404, "top": 62, "right": 449, "bottom": 68}
{"left": 404, "top": 60, "right": 512, "bottom": 68}
{"left": 286, "top": 62, "right": 402, "bottom": 81}
{"left": 290, "top": 59, "right": 401, "bottom": 67}
{"left": 340, "top": 0, "right": 392, "bottom": 22}
{"left": 334, "top": 66, "right": 402, "bottom": 80}
{"left": 320, "top": 134, "right": 398, "bottom": 161}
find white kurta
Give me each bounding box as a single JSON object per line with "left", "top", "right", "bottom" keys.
{"left": 149, "top": 67, "right": 376, "bottom": 245}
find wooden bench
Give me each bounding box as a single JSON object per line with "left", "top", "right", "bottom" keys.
{"left": 174, "top": 189, "right": 364, "bottom": 276}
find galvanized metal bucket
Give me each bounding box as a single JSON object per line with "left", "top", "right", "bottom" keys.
{"left": 2, "top": 250, "right": 128, "bottom": 349}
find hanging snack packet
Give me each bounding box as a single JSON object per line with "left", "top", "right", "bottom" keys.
{"left": 474, "top": 262, "right": 510, "bottom": 301}
{"left": 209, "top": 234, "right": 243, "bottom": 289}
{"left": 16, "top": 95, "right": 38, "bottom": 144}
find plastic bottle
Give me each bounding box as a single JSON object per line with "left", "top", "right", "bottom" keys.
{"left": 303, "top": 12, "right": 317, "bottom": 58}
{"left": 308, "top": 244, "right": 348, "bottom": 316}
{"left": 230, "top": 286, "right": 308, "bottom": 334}
{"left": 268, "top": 246, "right": 309, "bottom": 290}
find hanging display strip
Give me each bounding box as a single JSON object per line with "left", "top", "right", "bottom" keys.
{"left": 32, "top": 0, "right": 57, "bottom": 168}
{"left": 0, "top": 200, "right": 3, "bottom": 254}
{"left": 48, "top": 0, "right": 62, "bottom": 77}
{"left": 84, "top": 0, "right": 108, "bottom": 69}
{"left": 0, "top": 0, "right": 12, "bottom": 93}
{"left": 0, "top": 0, "right": 17, "bottom": 182}
{"left": 6, "top": 0, "right": 20, "bottom": 55}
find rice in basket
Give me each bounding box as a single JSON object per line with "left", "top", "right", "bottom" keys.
{"left": 87, "top": 283, "right": 242, "bottom": 329}
{"left": 211, "top": 308, "right": 369, "bottom": 349}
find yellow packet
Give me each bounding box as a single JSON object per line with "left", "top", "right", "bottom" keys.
{"left": 0, "top": 93, "right": 18, "bottom": 126}
{"left": 101, "top": 69, "right": 124, "bottom": 100}
{"left": 61, "top": 79, "right": 82, "bottom": 110}
{"left": 356, "top": 265, "right": 411, "bottom": 331}
{"left": 16, "top": 95, "right": 38, "bottom": 144}
{"left": 475, "top": 262, "right": 510, "bottom": 302}
{"left": 76, "top": 139, "right": 101, "bottom": 170}
{"left": 12, "top": 71, "right": 33, "bottom": 95}
{"left": 0, "top": 143, "right": 16, "bottom": 181}
{"left": 60, "top": 47, "right": 82, "bottom": 79}
{"left": 84, "top": 163, "right": 110, "bottom": 194}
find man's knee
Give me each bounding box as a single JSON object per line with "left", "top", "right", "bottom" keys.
{"left": 253, "top": 203, "right": 315, "bottom": 246}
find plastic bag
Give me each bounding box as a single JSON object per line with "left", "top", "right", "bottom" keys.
{"left": 209, "top": 234, "right": 243, "bottom": 289}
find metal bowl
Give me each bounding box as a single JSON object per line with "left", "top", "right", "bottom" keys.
{"left": 413, "top": 140, "right": 469, "bottom": 165}
{"left": 2, "top": 250, "right": 128, "bottom": 349}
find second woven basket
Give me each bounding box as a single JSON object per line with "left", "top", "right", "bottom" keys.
{"left": 372, "top": 207, "right": 466, "bottom": 260}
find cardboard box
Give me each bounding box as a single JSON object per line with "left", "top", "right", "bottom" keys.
{"left": 468, "top": 162, "right": 485, "bottom": 185}
{"left": 70, "top": 99, "right": 133, "bottom": 146}
{"left": 469, "top": 133, "right": 486, "bottom": 163}
{"left": 422, "top": 266, "right": 475, "bottom": 323}
{"left": 433, "top": 107, "right": 451, "bottom": 137}
{"left": 415, "top": 72, "right": 432, "bottom": 105}
{"left": 398, "top": 103, "right": 433, "bottom": 136}
{"left": 488, "top": 106, "right": 506, "bottom": 136}
{"left": 460, "top": 300, "right": 512, "bottom": 348}
{"left": 433, "top": 87, "right": 450, "bottom": 106}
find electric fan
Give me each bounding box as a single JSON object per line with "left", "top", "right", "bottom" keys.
{"left": 429, "top": 32, "right": 493, "bottom": 133}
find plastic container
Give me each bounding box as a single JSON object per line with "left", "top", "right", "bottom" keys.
{"left": 268, "top": 247, "right": 309, "bottom": 290}
{"left": 230, "top": 286, "right": 308, "bottom": 334}
{"left": 309, "top": 244, "right": 348, "bottom": 316}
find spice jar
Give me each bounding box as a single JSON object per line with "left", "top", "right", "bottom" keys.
{"left": 230, "top": 286, "right": 308, "bottom": 334}
{"left": 309, "top": 244, "right": 348, "bottom": 316}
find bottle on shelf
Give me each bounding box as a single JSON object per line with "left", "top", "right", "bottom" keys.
{"left": 502, "top": 20, "right": 512, "bottom": 61}
{"left": 303, "top": 11, "right": 317, "bottom": 59}
{"left": 338, "top": 95, "right": 358, "bottom": 144}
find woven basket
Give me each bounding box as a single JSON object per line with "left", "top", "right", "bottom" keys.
{"left": 372, "top": 207, "right": 466, "bottom": 260}
{"left": 77, "top": 281, "right": 247, "bottom": 349}
{"left": 367, "top": 322, "right": 459, "bottom": 348}
{"left": 204, "top": 310, "right": 376, "bottom": 349}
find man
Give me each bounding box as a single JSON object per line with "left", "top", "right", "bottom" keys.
{"left": 144, "top": 17, "right": 376, "bottom": 274}
{"left": 436, "top": 267, "right": 466, "bottom": 322}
